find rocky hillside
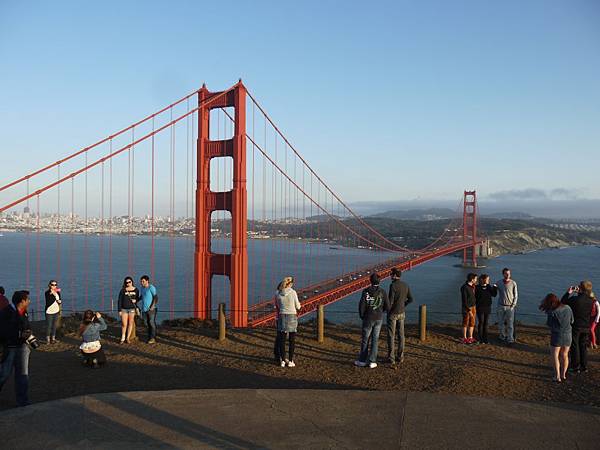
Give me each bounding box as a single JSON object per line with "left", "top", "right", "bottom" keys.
{"left": 489, "top": 228, "right": 600, "bottom": 255}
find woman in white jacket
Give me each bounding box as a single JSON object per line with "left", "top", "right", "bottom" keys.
{"left": 275, "top": 276, "right": 301, "bottom": 367}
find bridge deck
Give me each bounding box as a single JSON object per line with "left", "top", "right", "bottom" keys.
{"left": 248, "top": 239, "right": 482, "bottom": 327}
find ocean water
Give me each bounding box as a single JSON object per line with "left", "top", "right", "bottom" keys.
{"left": 0, "top": 232, "right": 598, "bottom": 325}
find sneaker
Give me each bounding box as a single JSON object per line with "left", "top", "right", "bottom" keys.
{"left": 148, "top": 338, "right": 156, "bottom": 344}
{"left": 462, "top": 338, "right": 470, "bottom": 344}
{"left": 368, "top": 362, "right": 378, "bottom": 369}
{"left": 280, "top": 360, "right": 286, "bottom": 367}
{"left": 354, "top": 360, "right": 367, "bottom": 367}
{"left": 469, "top": 338, "right": 478, "bottom": 345}
{"left": 287, "top": 361, "right": 296, "bottom": 368}
{"left": 580, "top": 367, "right": 588, "bottom": 373}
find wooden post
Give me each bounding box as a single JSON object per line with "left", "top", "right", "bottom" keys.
{"left": 419, "top": 304, "right": 427, "bottom": 342}
{"left": 218, "top": 302, "right": 226, "bottom": 341}
{"left": 317, "top": 305, "right": 324, "bottom": 344}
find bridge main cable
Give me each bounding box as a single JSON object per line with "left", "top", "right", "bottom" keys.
{"left": 0, "top": 88, "right": 201, "bottom": 193}
{"left": 0, "top": 86, "right": 237, "bottom": 213}
{"left": 245, "top": 89, "right": 423, "bottom": 254}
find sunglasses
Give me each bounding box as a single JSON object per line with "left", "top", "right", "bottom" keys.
{"left": 126, "top": 281, "right": 133, "bottom": 284}
{"left": 50, "top": 283, "right": 58, "bottom": 286}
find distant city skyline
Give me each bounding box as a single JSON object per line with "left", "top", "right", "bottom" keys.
{"left": 1, "top": 1, "right": 599, "bottom": 214}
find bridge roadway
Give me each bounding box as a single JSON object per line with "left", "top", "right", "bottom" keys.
{"left": 248, "top": 239, "right": 483, "bottom": 327}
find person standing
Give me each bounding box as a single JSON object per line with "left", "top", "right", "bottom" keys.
{"left": 0, "top": 290, "right": 34, "bottom": 407}
{"left": 117, "top": 276, "right": 139, "bottom": 344}
{"left": 275, "top": 276, "right": 301, "bottom": 367}
{"left": 44, "top": 280, "right": 62, "bottom": 344}
{"left": 355, "top": 273, "right": 389, "bottom": 369}
{"left": 386, "top": 268, "right": 413, "bottom": 366}
{"left": 460, "top": 273, "right": 478, "bottom": 344}
{"left": 0, "top": 286, "right": 8, "bottom": 362}
{"left": 139, "top": 275, "right": 158, "bottom": 344}
{"left": 496, "top": 268, "right": 518, "bottom": 345}
{"left": 0, "top": 286, "right": 9, "bottom": 312}
{"left": 590, "top": 293, "right": 599, "bottom": 350}
{"left": 561, "top": 281, "right": 594, "bottom": 372}
{"left": 475, "top": 274, "right": 497, "bottom": 344}
{"left": 540, "top": 293, "right": 573, "bottom": 382}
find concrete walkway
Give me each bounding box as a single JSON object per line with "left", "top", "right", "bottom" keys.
{"left": 0, "top": 389, "right": 599, "bottom": 449}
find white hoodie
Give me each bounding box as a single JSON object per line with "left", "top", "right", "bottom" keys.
{"left": 276, "top": 288, "right": 301, "bottom": 315}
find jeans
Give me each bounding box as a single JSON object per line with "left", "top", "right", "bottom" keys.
{"left": 0, "top": 344, "right": 31, "bottom": 406}
{"left": 359, "top": 319, "right": 383, "bottom": 363}
{"left": 276, "top": 331, "right": 296, "bottom": 362}
{"left": 386, "top": 313, "right": 405, "bottom": 362}
{"left": 497, "top": 306, "right": 515, "bottom": 342}
{"left": 46, "top": 312, "right": 59, "bottom": 339}
{"left": 142, "top": 309, "right": 157, "bottom": 340}
{"left": 570, "top": 328, "right": 589, "bottom": 369}
{"left": 477, "top": 311, "right": 490, "bottom": 343}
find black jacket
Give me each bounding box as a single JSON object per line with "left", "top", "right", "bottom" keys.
{"left": 475, "top": 284, "right": 497, "bottom": 313}
{"left": 388, "top": 279, "right": 413, "bottom": 315}
{"left": 0, "top": 305, "right": 32, "bottom": 347}
{"left": 359, "top": 285, "right": 390, "bottom": 322}
{"left": 561, "top": 292, "right": 594, "bottom": 330}
{"left": 118, "top": 288, "right": 140, "bottom": 310}
{"left": 460, "top": 283, "right": 477, "bottom": 311}
{"left": 45, "top": 290, "right": 61, "bottom": 313}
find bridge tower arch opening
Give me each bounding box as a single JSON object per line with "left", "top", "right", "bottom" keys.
{"left": 194, "top": 82, "right": 248, "bottom": 327}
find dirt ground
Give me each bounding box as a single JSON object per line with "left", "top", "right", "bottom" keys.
{"left": 1, "top": 316, "right": 599, "bottom": 410}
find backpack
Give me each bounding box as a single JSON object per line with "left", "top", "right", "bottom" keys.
{"left": 365, "top": 289, "right": 383, "bottom": 311}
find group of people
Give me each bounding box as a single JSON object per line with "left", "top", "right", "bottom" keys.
{"left": 0, "top": 275, "right": 159, "bottom": 406}
{"left": 539, "top": 280, "right": 599, "bottom": 381}
{"left": 460, "top": 268, "right": 518, "bottom": 345}
{"left": 274, "top": 266, "right": 599, "bottom": 382}
{"left": 272, "top": 268, "right": 414, "bottom": 369}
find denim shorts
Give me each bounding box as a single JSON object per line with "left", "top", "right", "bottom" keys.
{"left": 121, "top": 308, "right": 136, "bottom": 315}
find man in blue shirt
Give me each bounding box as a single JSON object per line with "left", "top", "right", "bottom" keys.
{"left": 139, "top": 275, "right": 158, "bottom": 344}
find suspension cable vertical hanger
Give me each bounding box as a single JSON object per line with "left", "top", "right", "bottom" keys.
{"left": 195, "top": 81, "right": 248, "bottom": 327}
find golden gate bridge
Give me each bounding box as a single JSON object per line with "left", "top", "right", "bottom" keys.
{"left": 0, "top": 81, "right": 483, "bottom": 327}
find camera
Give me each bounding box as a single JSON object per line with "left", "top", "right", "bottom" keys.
{"left": 25, "top": 334, "right": 40, "bottom": 350}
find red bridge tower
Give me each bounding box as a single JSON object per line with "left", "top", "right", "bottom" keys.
{"left": 194, "top": 82, "right": 248, "bottom": 327}
{"left": 462, "top": 190, "right": 478, "bottom": 267}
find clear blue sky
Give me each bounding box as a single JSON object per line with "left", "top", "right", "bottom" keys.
{"left": 1, "top": 0, "right": 599, "bottom": 212}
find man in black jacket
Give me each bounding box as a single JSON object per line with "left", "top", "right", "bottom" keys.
{"left": 0, "top": 290, "right": 33, "bottom": 406}
{"left": 561, "top": 280, "right": 594, "bottom": 372}
{"left": 355, "top": 273, "right": 390, "bottom": 369}
{"left": 386, "top": 268, "right": 413, "bottom": 366}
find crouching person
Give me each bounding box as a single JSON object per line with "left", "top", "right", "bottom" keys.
{"left": 79, "top": 310, "right": 107, "bottom": 369}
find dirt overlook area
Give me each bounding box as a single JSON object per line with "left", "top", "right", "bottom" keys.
{"left": 1, "top": 316, "right": 599, "bottom": 410}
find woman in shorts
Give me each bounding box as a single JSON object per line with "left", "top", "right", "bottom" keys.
{"left": 117, "top": 276, "right": 139, "bottom": 344}
{"left": 540, "top": 293, "right": 573, "bottom": 382}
